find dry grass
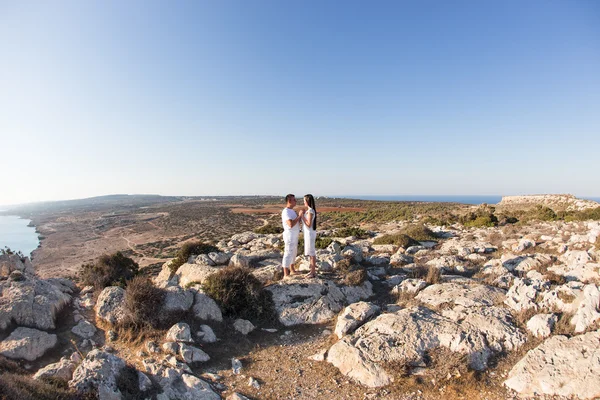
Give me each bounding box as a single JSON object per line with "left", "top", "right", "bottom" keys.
{"left": 557, "top": 291, "right": 577, "bottom": 303}
{"left": 553, "top": 312, "right": 577, "bottom": 337}
{"left": 512, "top": 307, "right": 540, "bottom": 330}
{"left": 0, "top": 366, "right": 91, "bottom": 400}
{"left": 343, "top": 269, "right": 368, "bottom": 286}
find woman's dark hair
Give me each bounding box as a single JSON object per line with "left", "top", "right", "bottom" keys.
{"left": 304, "top": 194, "right": 317, "bottom": 230}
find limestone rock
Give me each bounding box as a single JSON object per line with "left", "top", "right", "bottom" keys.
{"left": 95, "top": 286, "right": 126, "bottom": 325}
{"left": 0, "top": 327, "right": 57, "bottom": 361}
{"left": 34, "top": 356, "right": 77, "bottom": 381}
{"left": 192, "top": 291, "right": 223, "bottom": 322}
{"left": 267, "top": 278, "right": 373, "bottom": 326}
{"left": 0, "top": 277, "right": 72, "bottom": 330}
{"left": 416, "top": 282, "right": 505, "bottom": 309}
{"left": 166, "top": 323, "right": 193, "bottom": 343}
{"left": 392, "top": 279, "right": 426, "bottom": 295}
{"left": 334, "top": 302, "right": 380, "bottom": 339}
{"left": 162, "top": 342, "right": 179, "bottom": 355}
{"left": 504, "top": 278, "right": 541, "bottom": 312}
{"left": 208, "top": 252, "right": 232, "bottom": 266}
{"left": 342, "top": 245, "right": 363, "bottom": 262}
{"left": 198, "top": 324, "right": 217, "bottom": 343}
{"left": 570, "top": 284, "right": 600, "bottom": 333}
{"left": 233, "top": 319, "right": 255, "bottom": 335}
{"left": 504, "top": 331, "right": 600, "bottom": 398}
{"left": 173, "top": 263, "right": 220, "bottom": 288}
{"left": 526, "top": 314, "right": 557, "bottom": 338}
{"left": 71, "top": 320, "right": 97, "bottom": 339}
{"left": 389, "top": 253, "right": 414, "bottom": 266}
{"left": 327, "top": 306, "right": 493, "bottom": 387}
{"left": 69, "top": 349, "right": 126, "bottom": 397}
{"left": 179, "top": 343, "right": 210, "bottom": 363}
{"left": 162, "top": 286, "right": 194, "bottom": 313}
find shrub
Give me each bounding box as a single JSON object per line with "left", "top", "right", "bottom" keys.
{"left": 202, "top": 266, "right": 275, "bottom": 321}
{"left": 254, "top": 224, "right": 283, "bottom": 235}
{"left": 399, "top": 224, "right": 438, "bottom": 241}
{"left": 464, "top": 215, "right": 497, "bottom": 228}
{"left": 315, "top": 237, "right": 333, "bottom": 249}
{"left": 0, "top": 372, "right": 84, "bottom": 400}
{"left": 335, "top": 227, "right": 369, "bottom": 239}
{"left": 425, "top": 266, "right": 442, "bottom": 285}
{"left": 170, "top": 241, "right": 219, "bottom": 274}
{"left": 120, "top": 276, "right": 165, "bottom": 331}
{"left": 553, "top": 312, "right": 576, "bottom": 336}
{"left": 344, "top": 269, "right": 368, "bottom": 286}
{"left": 373, "top": 233, "right": 419, "bottom": 248}
{"left": 80, "top": 252, "right": 139, "bottom": 290}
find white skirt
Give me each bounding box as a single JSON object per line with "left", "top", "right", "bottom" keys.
{"left": 304, "top": 229, "right": 316, "bottom": 256}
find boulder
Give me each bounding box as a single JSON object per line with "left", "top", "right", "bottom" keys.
{"left": 548, "top": 263, "right": 600, "bottom": 283}
{"left": 327, "top": 306, "right": 493, "bottom": 387}
{"left": 233, "top": 319, "right": 255, "bottom": 335}
{"left": 208, "top": 252, "right": 232, "bottom": 266}
{"left": 504, "top": 278, "right": 541, "bottom": 312}
{"left": 192, "top": 291, "right": 223, "bottom": 322}
{"left": 416, "top": 282, "right": 505, "bottom": 309}
{"left": 341, "top": 280, "right": 374, "bottom": 304}
{"left": 0, "top": 277, "right": 72, "bottom": 330}
{"left": 162, "top": 287, "right": 194, "bottom": 313}
{"left": 179, "top": 343, "right": 210, "bottom": 363}
{"left": 504, "top": 331, "right": 600, "bottom": 398}
{"left": 173, "top": 263, "right": 220, "bottom": 288}
{"left": 95, "top": 286, "right": 126, "bottom": 325}
{"left": 334, "top": 302, "right": 380, "bottom": 339}
{"left": 526, "top": 314, "right": 557, "bottom": 338}
{"left": 570, "top": 284, "right": 600, "bottom": 333}
{"left": 0, "top": 253, "right": 35, "bottom": 277}
{"left": 0, "top": 327, "right": 57, "bottom": 361}
{"left": 34, "top": 356, "right": 77, "bottom": 381}
{"left": 194, "top": 254, "right": 216, "bottom": 266}
{"left": 71, "top": 320, "right": 97, "bottom": 339}
{"left": 198, "top": 324, "right": 217, "bottom": 343}
{"left": 342, "top": 245, "right": 363, "bottom": 262}
{"left": 166, "top": 323, "right": 193, "bottom": 343}
{"left": 142, "top": 359, "right": 219, "bottom": 400}
{"left": 392, "top": 279, "right": 426, "bottom": 295}
{"left": 69, "top": 349, "right": 126, "bottom": 397}
{"left": 389, "top": 253, "right": 414, "bottom": 266}
{"left": 162, "top": 342, "right": 179, "bottom": 355}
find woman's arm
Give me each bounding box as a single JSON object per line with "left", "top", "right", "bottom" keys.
{"left": 302, "top": 210, "right": 313, "bottom": 227}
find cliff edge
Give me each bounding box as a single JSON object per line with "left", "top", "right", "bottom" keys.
{"left": 498, "top": 194, "right": 599, "bottom": 211}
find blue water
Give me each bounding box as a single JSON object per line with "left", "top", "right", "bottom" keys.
{"left": 0, "top": 215, "right": 39, "bottom": 256}
{"left": 339, "top": 195, "right": 503, "bottom": 205}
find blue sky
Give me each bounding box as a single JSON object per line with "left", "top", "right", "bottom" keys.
{"left": 1, "top": 0, "right": 599, "bottom": 205}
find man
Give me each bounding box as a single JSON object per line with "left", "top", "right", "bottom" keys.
{"left": 281, "top": 193, "right": 303, "bottom": 278}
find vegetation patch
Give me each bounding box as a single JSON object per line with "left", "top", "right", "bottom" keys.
{"left": 315, "top": 237, "right": 334, "bottom": 249}
{"left": 343, "top": 269, "right": 368, "bottom": 286}
{"left": 334, "top": 227, "right": 369, "bottom": 239}
{"left": 373, "top": 233, "right": 419, "bottom": 248}
{"left": 169, "top": 241, "right": 219, "bottom": 274}
{"left": 399, "top": 224, "right": 438, "bottom": 241}
{"left": 115, "top": 276, "right": 165, "bottom": 339}
{"left": 254, "top": 224, "right": 283, "bottom": 235}
{"left": 203, "top": 266, "right": 275, "bottom": 321}
{"left": 80, "top": 251, "right": 139, "bottom": 290}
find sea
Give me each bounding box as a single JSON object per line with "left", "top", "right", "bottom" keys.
{"left": 0, "top": 214, "right": 40, "bottom": 256}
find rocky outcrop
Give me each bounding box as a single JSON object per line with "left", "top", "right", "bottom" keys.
{"left": 34, "top": 354, "right": 79, "bottom": 381}
{"left": 498, "top": 194, "right": 599, "bottom": 211}
{"left": 504, "top": 331, "right": 600, "bottom": 398}
{"left": 416, "top": 282, "right": 505, "bottom": 308}
{"left": 69, "top": 349, "right": 127, "bottom": 397}
{"left": 334, "top": 302, "right": 380, "bottom": 339}
{"left": 95, "top": 286, "right": 126, "bottom": 325}
{"left": 0, "top": 276, "right": 72, "bottom": 330}
{"left": 0, "top": 327, "right": 57, "bottom": 361}
{"left": 266, "top": 278, "right": 373, "bottom": 326}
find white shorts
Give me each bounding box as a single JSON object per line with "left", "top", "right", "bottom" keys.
{"left": 282, "top": 230, "right": 299, "bottom": 268}
{"left": 304, "top": 230, "right": 316, "bottom": 257}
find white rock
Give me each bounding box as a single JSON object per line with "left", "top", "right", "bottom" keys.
{"left": 504, "top": 331, "right": 600, "bottom": 398}
{"left": 179, "top": 343, "right": 210, "bottom": 363}
{"left": 233, "top": 319, "right": 255, "bottom": 335}
{"left": 71, "top": 320, "right": 97, "bottom": 339}
{"left": 526, "top": 314, "right": 557, "bottom": 338}
{"left": 162, "top": 341, "right": 179, "bottom": 355}
{"left": 34, "top": 356, "right": 76, "bottom": 381}
{"left": 162, "top": 287, "right": 194, "bottom": 313}
{"left": 232, "top": 358, "right": 242, "bottom": 374}
{"left": 0, "top": 327, "right": 57, "bottom": 361}
{"left": 334, "top": 302, "right": 381, "bottom": 338}
{"left": 195, "top": 254, "right": 216, "bottom": 266}
{"left": 192, "top": 291, "right": 223, "bottom": 322}
{"left": 208, "top": 252, "right": 232, "bottom": 266}
{"left": 571, "top": 284, "right": 600, "bottom": 333}
{"left": 416, "top": 282, "right": 505, "bottom": 309}
{"left": 504, "top": 278, "right": 540, "bottom": 312}
{"left": 95, "top": 286, "right": 126, "bottom": 325}
{"left": 69, "top": 349, "right": 126, "bottom": 397}
{"left": 392, "top": 279, "right": 427, "bottom": 295}
{"left": 199, "top": 325, "right": 217, "bottom": 343}
{"left": 166, "top": 323, "right": 193, "bottom": 343}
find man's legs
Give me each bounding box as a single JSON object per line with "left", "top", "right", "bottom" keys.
{"left": 282, "top": 232, "right": 298, "bottom": 278}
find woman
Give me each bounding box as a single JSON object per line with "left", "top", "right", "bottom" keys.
{"left": 301, "top": 194, "right": 318, "bottom": 278}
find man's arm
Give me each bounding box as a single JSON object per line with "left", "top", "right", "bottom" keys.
{"left": 286, "top": 210, "right": 303, "bottom": 228}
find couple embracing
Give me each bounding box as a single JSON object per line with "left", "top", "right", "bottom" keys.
{"left": 281, "top": 193, "right": 318, "bottom": 279}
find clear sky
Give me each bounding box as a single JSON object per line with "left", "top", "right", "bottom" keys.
{"left": 1, "top": 0, "right": 599, "bottom": 206}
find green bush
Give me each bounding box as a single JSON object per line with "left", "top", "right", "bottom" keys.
{"left": 373, "top": 233, "right": 419, "bottom": 248}
{"left": 464, "top": 215, "right": 497, "bottom": 228}
{"left": 315, "top": 237, "right": 334, "bottom": 249}
{"left": 81, "top": 252, "right": 139, "bottom": 290}
{"left": 202, "top": 266, "right": 275, "bottom": 321}
{"left": 399, "top": 224, "right": 438, "bottom": 241}
{"left": 254, "top": 224, "right": 283, "bottom": 234}
{"left": 170, "top": 241, "right": 219, "bottom": 274}
{"left": 335, "top": 227, "right": 369, "bottom": 239}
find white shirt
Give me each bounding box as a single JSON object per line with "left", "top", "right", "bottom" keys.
{"left": 303, "top": 208, "right": 316, "bottom": 233}
{"left": 281, "top": 207, "right": 300, "bottom": 234}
